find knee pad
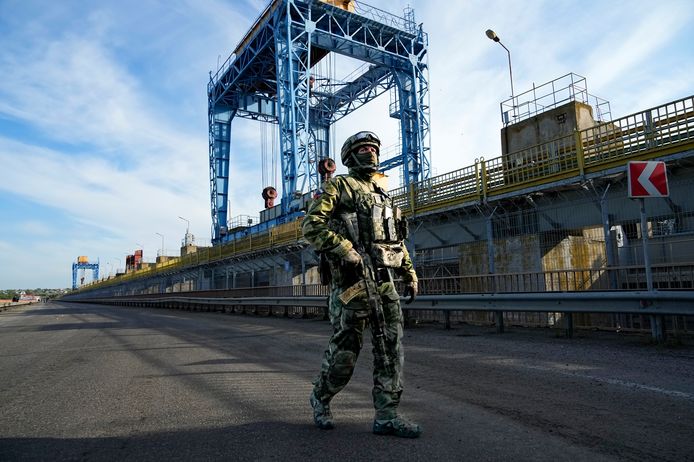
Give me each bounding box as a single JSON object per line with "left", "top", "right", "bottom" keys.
{"left": 329, "top": 351, "right": 356, "bottom": 383}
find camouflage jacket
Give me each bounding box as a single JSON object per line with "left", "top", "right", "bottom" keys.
{"left": 302, "top": 172, "right": 417, "bottom": 286}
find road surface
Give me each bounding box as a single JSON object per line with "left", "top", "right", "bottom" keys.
{"left": 1, "top": 302, "right": 692, "bottom": 461}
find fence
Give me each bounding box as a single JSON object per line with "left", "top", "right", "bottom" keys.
{"left": 407, "top": 176, "right": 694, "bottom": 333}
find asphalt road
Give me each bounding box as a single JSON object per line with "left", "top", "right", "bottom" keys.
{"left": 1, "top": 302, "right": 693, "bottom": 461}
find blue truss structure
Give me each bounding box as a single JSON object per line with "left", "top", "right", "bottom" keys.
{"left": 72, "top": 262, "right": 99, "bottom": 290}
{"left": 208, "top": 0, "right": 431, "bottom": 242}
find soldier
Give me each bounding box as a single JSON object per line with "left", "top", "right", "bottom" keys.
{"left": 302, "top": 131, "right": 421, "bottom": 438}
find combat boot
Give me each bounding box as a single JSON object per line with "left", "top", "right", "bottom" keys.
{"left": 309, "top": 392, "right": 334, "bottom": 430}
{"left": 373, "top": 415, "right": 421, "bottom": 438}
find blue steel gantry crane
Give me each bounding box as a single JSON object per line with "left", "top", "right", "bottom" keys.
{"left": 207, "top": 0, "right": 431, "bottom": 243}
{"left": 72, "top": 256, "right": 99, "bottom": 290}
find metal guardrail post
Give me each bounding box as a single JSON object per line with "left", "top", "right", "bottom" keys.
{"left": 574, "top": 130, "right": 585, "bottom": 176}
{"left": 599, "top": 186, "right": 618, "bottom": 290}
{"left": 475, "top": 159, "right": 481, "bottom": 199}
{"left": 651, "top": 315, "right": 667, "bottom": 344}
{"left": 403, "top": 308, "right": 411, "bottom": 327}
{"left": 564, "top": 312, "right": 574, "bottom": 338}
{"left": 485, "top": 208, "right": 497, "bottom": 294}
{"left": 408, "top": 182, "right": 416, "bottom": 214}
{"left": 638, "top": 197, "right": 666, "bottom": 343}
{"left": 494, "top": 311, "right": 504, "bottom": 333}
{"left": 645, "top": 110, "right": 655, "bottom": 149}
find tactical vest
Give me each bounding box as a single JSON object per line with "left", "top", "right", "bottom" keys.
{"left": 331, "top": 176, "right": 409, "bottom": 268}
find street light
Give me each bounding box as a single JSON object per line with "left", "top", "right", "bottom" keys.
{"left": 178, "top": 216, "right": 190, "bottom": 235}
{"left": 113, "top": 257, "right": 122, "bottom": 274}
{"left": 155, "top": 232, "right": 165, "bottom": 257}
{"left": 486, "top": 29, "right": 515, "bottom": 114}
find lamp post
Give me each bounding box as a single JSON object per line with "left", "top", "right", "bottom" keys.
{"left": 486, "top": 29, "right": 515, "bottom": 117}
{"left": 155, "top": 232, "right": 165, "bottom": 257}
{"left": 178, "top": 216, "right": 190, "bottom": 235}
{"left": 113, "top": 257, "right": 122, "bottom": 274}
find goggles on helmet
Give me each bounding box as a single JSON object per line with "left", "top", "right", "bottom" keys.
{"left": 340, "top": 131, "right": 381, "bottom": 166}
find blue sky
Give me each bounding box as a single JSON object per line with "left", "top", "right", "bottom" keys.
{"left": 0, "top": 0, "right": 692, "bottom": 289}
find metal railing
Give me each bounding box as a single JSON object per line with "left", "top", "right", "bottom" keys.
{"left": 77, "top": 262, "right": 694, "bottom": 299}
{"left": 210, "top": 0, "right": 420, "bottom": 89}
{"left": 77, "top": 219, "right": 305, "bottom": 291}
{"left": 64, "top": 264, "right": 694, "bottom": 341}
{"left": 351, "top": 1, "right": 416, "bottom": 32}
{"left": 63, "top": 291, "right": 694, "bottom": 345}
{"left": 500, "top": 73, "right": 611, "bottom": 125}
{"left": 73, "top": 291, "right": 694, "bottom": 316}
{"left": 391, "top": 94, "right": 694, "bottom": 214}
{"left": 417, "top": 263, "right": 694, "bottom": 294}
{"left": 77, "top": 95, "right": 694, "bottom": 293}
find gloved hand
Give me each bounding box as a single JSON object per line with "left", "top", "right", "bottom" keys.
{"left": 404, "top": 281, "right": 418, "bottom": 304}
{"left": 342, "top": 248, "right": 362, "bottom": 267}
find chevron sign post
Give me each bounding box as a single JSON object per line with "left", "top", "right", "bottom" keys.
{"left": 627, "top": 161, "right": 669, "bottom": 341}
{"left": 628, "top": 161, "right": 669, "bottom": 198}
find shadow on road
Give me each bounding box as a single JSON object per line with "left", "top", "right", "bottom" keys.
{"left": 0, "top": 420, "right": 423, "bottom": 461}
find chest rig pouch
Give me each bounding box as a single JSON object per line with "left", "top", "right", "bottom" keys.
{"left": 339, "top": 177, "right": 409, "bottom": 269}
{"left": 370, "top": 192, "right": 406, "bottom": 268}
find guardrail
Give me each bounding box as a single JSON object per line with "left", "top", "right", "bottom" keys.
{"left": 80, "top": 291, "right": 694, "bottom": 315}
{"left": 67, "top": 290, "right": 694, "bottom": 343}
{"left": 1, "top": 301, "right": 38, "bottom": 310}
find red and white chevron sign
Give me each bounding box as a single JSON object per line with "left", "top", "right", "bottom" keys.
{"left": 628, "top": 161, "right": 669, "bottom": 198}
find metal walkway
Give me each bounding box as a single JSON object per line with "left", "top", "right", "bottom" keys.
{"left": 391, "top": 94, "right": 694, "bottom": 215}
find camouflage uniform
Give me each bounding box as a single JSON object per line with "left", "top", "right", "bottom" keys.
{"left": 303, "top": 162, "right": 418, "bottom": 424}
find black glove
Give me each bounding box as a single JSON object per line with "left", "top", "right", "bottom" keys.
{"left": 404, "top": 281, "right": 418, "bottom": 304}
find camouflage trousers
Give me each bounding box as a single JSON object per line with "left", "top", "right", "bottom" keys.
{"left": 312, "top": 281, "right": 404, "bottom": 420}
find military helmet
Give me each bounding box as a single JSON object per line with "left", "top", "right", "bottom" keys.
{"left": 340, "top": 131, "right": 381, "bottom": 166}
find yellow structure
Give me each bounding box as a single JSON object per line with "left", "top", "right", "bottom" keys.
{"left": 320, "top": 0, "right": 355, "bottom": 12}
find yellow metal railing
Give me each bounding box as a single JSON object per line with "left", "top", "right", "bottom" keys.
{"left": 78, "top": 95, "right": 693, "bottom": 291}
{"left": 78, "top": 219, "right": 304, "bottom": 291}
{"left": 391, "top": 94, "right": 694, "bottom": 213}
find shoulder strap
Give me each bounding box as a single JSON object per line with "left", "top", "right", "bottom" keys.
{"left": 328, "top": 175, "right": 355, "bottom": 214}
{"left": 342, "top": 175, "right": 366, "bottom": 199}
{"left": 372, "top": 181, "right": 390, "bottom": 200}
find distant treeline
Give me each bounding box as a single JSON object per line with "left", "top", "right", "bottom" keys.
{"left": 0, "top": 289, "right": 67, "bottom": 299}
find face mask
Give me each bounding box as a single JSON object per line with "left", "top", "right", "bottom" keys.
{"left": 351, "top": 151, "right": 379, "bottom": 170}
